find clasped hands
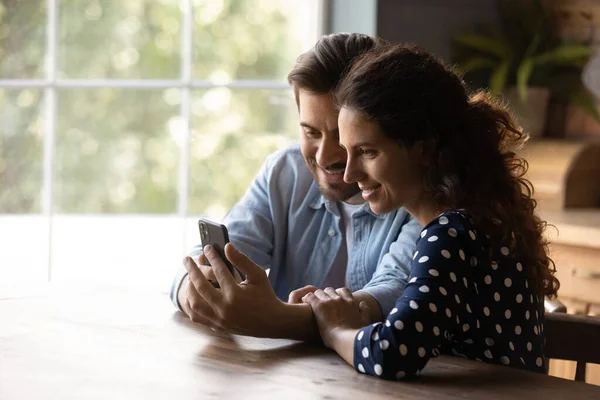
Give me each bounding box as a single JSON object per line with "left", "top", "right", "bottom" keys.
{"left": 182, "top": 244, "right": 371, "bottom": 345}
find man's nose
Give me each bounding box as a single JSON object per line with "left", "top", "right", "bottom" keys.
{"left": 315, "top": 136, "right": 346, "bottom": 168}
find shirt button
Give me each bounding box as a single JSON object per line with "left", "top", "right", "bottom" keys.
{"left": 328, "top": 229, "right": 336, "bottom": 237}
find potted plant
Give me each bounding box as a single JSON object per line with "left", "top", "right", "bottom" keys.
{"left": 451, "top": 0, "right": 600, "bottom": 137}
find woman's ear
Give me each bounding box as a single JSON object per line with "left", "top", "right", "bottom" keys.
{"left": 411, "top": 139, "right": 436, "bottom": 167}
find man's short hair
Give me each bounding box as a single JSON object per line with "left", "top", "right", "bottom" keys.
{"left": 287, "top": 33, "right": 383, "bottom": 105}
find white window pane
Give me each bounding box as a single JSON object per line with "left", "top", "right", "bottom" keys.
{"left": 0, "top": 216, "right": 49, "bottom": 283}
{"left": 51, "top": 215, "right": 183, "bottom": 291}
{"left": 189, "top": 89, "right": 297, "bottom": 215}
{"left": 0, "top": 89, "right": 44, "bottom": 213}
{"left": 0, "top": 0, "right": 46, "bottom": 78}
{"left": 0, "top": 0, "right": 322, "bottom": 287}
{"left": 58, "top": 0, "right": 181, "bottom": 79}
{"left": 55, "top": 89, "right": 180, "bottom": 213}
{"left": 193, "top": 0, "right": 319, "bottom": 80}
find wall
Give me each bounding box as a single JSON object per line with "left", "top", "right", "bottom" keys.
{"left": 376, "top": 0, "right": 500, "bottom": 61}
{"left": 326, "top": 0, "right": 378, "bottom": 36}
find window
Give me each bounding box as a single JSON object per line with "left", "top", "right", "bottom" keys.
{"left": 0, "top": 0, "right": 322, "bottom": 290}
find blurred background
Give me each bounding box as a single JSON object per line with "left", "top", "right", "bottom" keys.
{"left": 2, "top": 0, "right": 600, "bottom": 296}
{"left": 0, "top": 0, "right": 327, "bottom": 290}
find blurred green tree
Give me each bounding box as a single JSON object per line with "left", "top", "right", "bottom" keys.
{"left": 0, "top": 0, "right": 306, "bottom": 216}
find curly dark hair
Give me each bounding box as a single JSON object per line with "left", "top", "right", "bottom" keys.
{"left": 336, "top": 43, "right": 559, "bottom": 298}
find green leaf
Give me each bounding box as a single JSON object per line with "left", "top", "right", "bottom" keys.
{"left": 452, "top": 33, "right": 512, "bottom": 59}
{"left": 516, "top": 58, "right": 535, "bottom": 101}
{"left": 533, "top": 45, "right": 592, "bottom": 66}
{"left": 570, "top": 86, "right": 600, "bottom": 123}
{"left": 457, "top": 57, "right": 498, "bottom": 73}
{"left": 523, "top": 33, "right": 542, "bottom": 59}
{"left": 490, "top": 60, "right": 510, "bottom": 95}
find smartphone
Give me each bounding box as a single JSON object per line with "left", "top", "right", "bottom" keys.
{"left": 198, "top": 218, "right": 236, "bottom": 278}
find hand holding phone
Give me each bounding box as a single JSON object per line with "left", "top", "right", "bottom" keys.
{"left": 198, "top": 218, "right": 237, "bottom": 284}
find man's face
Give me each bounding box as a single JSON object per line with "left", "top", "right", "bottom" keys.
{"left": 297, "top": 90, "right": 361, "bottom": 202}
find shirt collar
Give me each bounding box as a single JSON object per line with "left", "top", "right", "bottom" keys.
{"left": 308, "top": 191, "right": 328, "bottom": 210}
{"left": 308, "top": 191, "right": 387, "bottom": 219}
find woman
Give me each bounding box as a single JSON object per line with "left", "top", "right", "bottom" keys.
{"left": 298, "top": 43, "right": 559, "bottom": 380}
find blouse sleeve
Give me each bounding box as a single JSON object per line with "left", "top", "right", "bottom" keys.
{"left": 353, "top": 219, "right": 475, "bottom": 380}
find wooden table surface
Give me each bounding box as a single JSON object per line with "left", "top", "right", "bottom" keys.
{"left": 2, "top": 286, "right": 600, "bottom": 400}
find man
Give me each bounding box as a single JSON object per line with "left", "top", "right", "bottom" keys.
{"left": 171, "top": 33, "right": 421, "bottom": 340}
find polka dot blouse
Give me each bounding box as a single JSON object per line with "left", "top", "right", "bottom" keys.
{"left": 354, "top": 210, "right": 546, "bottom": 379}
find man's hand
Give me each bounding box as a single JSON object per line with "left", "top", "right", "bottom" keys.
{"left": 302, "top": 287, "right": 372, "bottom": 349}
{"left": 183, "top": 243, "right": 287, "bottom": 337}
{"left": 193, "top": 253, "right": 244, "bottom": 285}
{"left": 179, "top": 253, "right": 243, "bottom": 324}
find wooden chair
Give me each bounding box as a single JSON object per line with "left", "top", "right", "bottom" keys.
{"left": 544, "top": 304, "right": 600, "bottom": 382}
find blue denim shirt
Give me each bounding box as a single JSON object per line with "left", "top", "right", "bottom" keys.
{"left": 170, "top": 145, "right": 421, "bottom": 316}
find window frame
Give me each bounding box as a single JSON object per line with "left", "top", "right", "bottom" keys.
{"left": 0, "top": 0, "right": 325, "bottom": 282}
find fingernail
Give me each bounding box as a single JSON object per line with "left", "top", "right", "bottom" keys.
{"left": 204, "top": 245, "right": 213, "bottom": 255}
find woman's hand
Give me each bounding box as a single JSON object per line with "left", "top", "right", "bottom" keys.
{"left": 302, "top": 287, "right": 372, "bottom": 349}
{"left": 288, "top": 285, "right": 319, "bottom": 304}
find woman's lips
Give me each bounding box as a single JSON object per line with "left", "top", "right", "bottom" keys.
{"left": 360, "top": 184, "right": 381, "bottom": 200}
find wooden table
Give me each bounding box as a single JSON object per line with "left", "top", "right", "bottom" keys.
{"left": 2, "top": 286, "right": 600, "bottom": 399}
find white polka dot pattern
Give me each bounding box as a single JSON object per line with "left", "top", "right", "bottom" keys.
{"left": 399, "top": 344, "right": 408, "bottom": 356}
{"left": 415, "top": 321, "right": 423, "bottom": 332}
{"left": 352, "top": 210, "right": 546, "bottom": 379}
{"left": 374, "top": 364, "right": 383, "bottom": 375}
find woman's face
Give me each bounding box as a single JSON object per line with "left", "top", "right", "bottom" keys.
{"left": 338, "top": 106, "right": 425, "bottom": 215}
